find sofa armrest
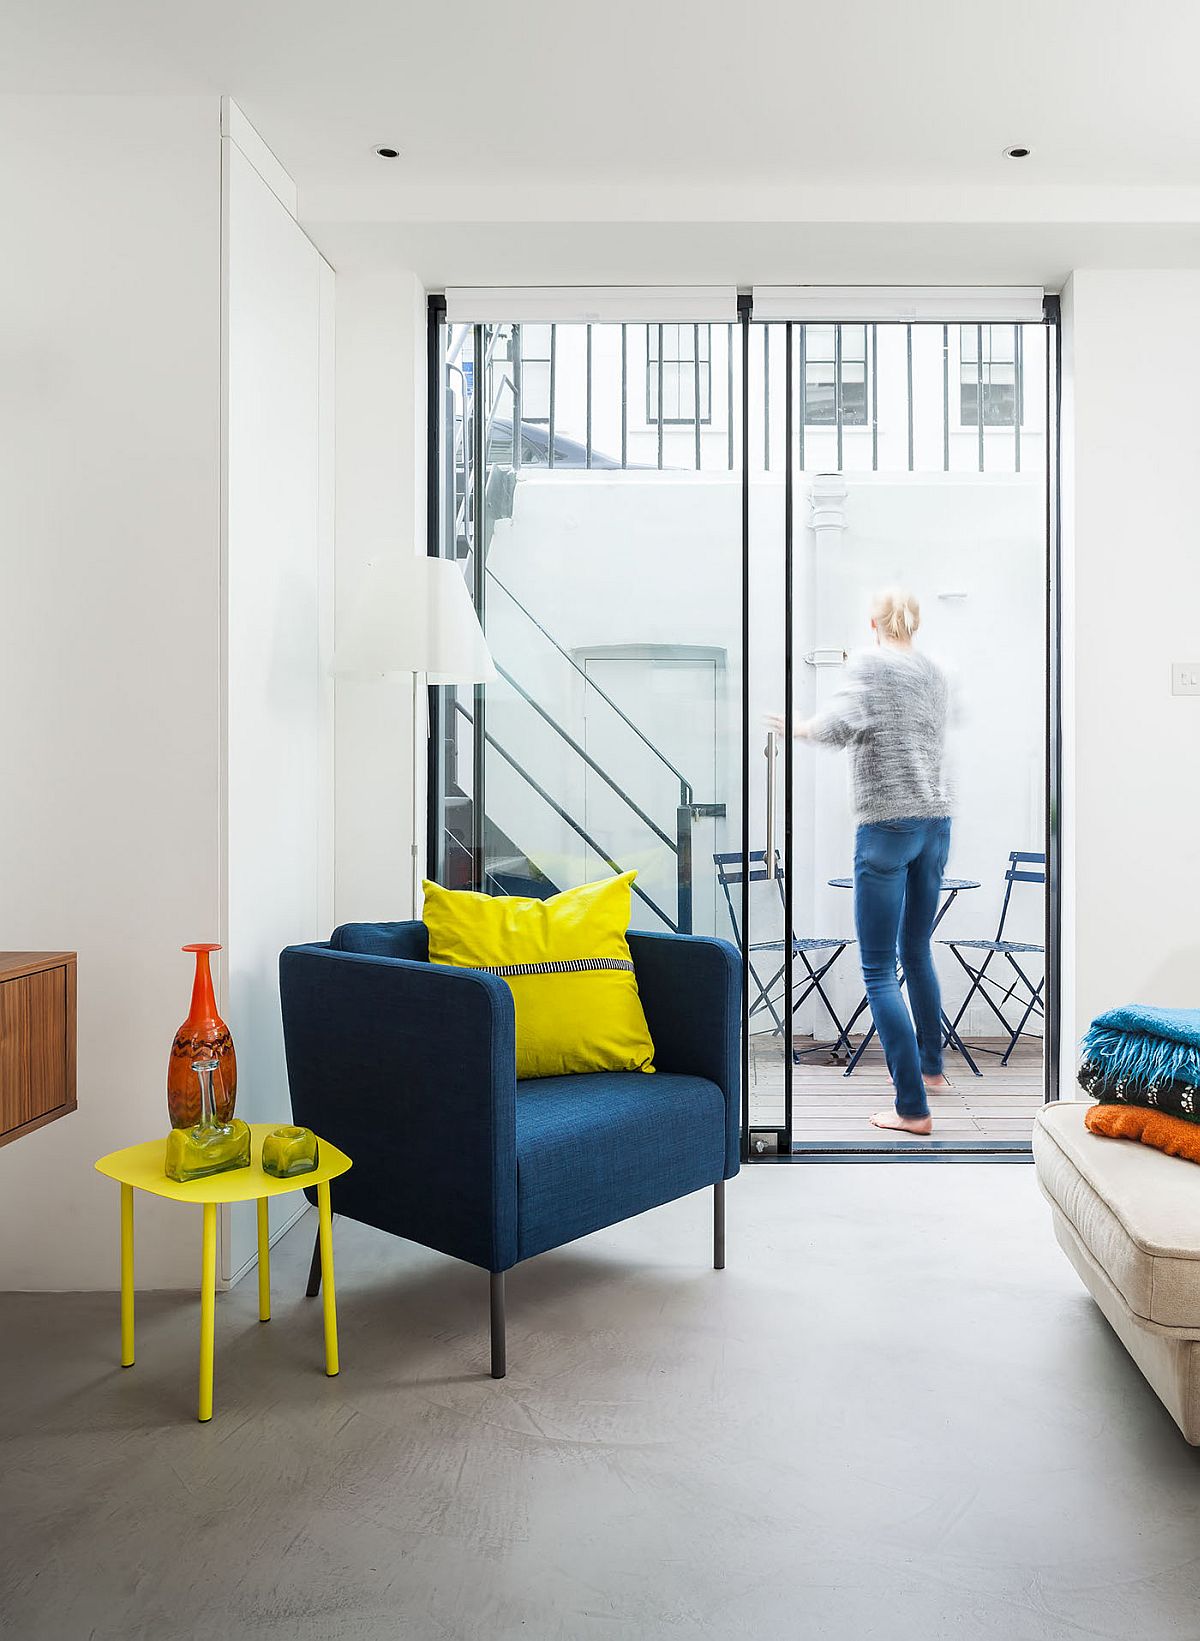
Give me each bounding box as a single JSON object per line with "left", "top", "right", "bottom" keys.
{"left": 279, "top": 944, "right": 518, "bottom": 1271}
{"left": 628, "top": 931, "right": 740, "bottom": 1179}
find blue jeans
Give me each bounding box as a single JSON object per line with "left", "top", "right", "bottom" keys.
{"left": 853, "top": 817, "right": 952, "bottom": 1119}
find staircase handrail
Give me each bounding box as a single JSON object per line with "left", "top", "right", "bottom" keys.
{"left": 488, "top": 570, "right": 695, "bottom": 805}
{"left": 453, "top": 699, "right": 677, "bottom": 931}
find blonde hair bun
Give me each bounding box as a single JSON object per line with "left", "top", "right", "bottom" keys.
{"left": 871, "top": 587, "right": 920, "bottom": 642}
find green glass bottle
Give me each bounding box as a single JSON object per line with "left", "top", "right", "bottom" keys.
{"left": 164, "top": 1059, "right": 252, "bottom": 1183}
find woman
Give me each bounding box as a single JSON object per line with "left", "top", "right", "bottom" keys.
{"left": 770, "top": 588, "right": 953, "bottom": 1134}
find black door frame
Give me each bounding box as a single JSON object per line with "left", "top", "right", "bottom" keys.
{"left": 746, "top": 298, "right": 1062, "bottom": 1161}
{"left": 425, "top": 293, "right": 1063, "bottom": 1164}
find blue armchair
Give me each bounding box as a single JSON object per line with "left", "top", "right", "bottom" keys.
{"left": 279, "top": 920, "right": 740, "bottom": 1377}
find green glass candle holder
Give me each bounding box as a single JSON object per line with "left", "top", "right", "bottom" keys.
{"left": 261, "top": 1125, "right": 319, "bottom": 1179}
{"left": 164, "top": 1060, "right": 251, "bottom": 1183}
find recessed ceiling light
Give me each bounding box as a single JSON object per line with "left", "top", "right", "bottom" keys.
{"left": 1003, "top": 145, "right": 1031, "bottom": 159}
{"left": 374, "top": 145, "right": 401, "bottom": 160}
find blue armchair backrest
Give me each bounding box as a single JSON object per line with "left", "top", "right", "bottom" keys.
{"left": 332, "top": 920, "right": 429, "bottom": 961}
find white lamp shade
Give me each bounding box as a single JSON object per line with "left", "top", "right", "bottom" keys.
{"left": 336, "top": 555, "right": 496, "bottom": 684}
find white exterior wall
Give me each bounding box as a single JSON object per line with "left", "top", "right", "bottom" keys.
{"left": 483, "top": 469, "right": 1045, "bottom": 1037}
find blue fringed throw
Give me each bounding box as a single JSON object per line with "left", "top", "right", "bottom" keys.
{"left": 1081, "top": 1005, "right": 1200, "bottom": 1092}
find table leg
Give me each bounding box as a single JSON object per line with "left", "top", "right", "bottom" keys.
{"left": 256, "top": 1198, "right": 271, "bottom": 1323}
{"left": 198, "top": 1202, "right": 217, "bottom": 1423}
{"left": 317, "top": 1180, "right": 338, "bottom": 1377}
{"left": 120, "top": 1184, "right": 135, "bottom": 1368}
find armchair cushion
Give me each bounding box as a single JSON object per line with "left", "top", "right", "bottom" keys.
{"left": 515, "top": 1071, "right": 725, "bottom": 1261}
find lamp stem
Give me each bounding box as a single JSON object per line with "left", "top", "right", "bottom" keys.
{"left": 411, "top": 670, "right": 421, "bottom": 918}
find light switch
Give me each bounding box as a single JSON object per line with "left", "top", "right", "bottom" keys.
{"left": 1172, "top": 663, "right": 1200, "bottom": 696}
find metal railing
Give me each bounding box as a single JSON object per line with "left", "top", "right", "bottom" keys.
{"left": 488, "top": 570, "right": 695, "bottom": 804}
{"left": 450, "top": 639, "right": 726, "bottom": 931}
{"left": 452, "top": 698, "right": 684, "bottom": 931}
{"left": 449, "top": 320, "right": 1032, "bottom": 486}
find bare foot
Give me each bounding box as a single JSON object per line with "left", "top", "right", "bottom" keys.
{"left": 924, "top": 1073, "right": 952, "bottom": 1093}
{"left": 870, "top": 1110, "right": 933, "bottom": 1134}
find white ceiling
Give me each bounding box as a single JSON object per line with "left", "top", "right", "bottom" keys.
{"left": 311, "top": 219, "right": 1200, "bottom": 292}
{"left": 7, "top": 0, "right": 1200, "bottom": 282}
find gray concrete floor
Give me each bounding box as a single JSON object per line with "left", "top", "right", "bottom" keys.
{"left": 3, "top": 1165, "right": 1200, "bottom": 1641}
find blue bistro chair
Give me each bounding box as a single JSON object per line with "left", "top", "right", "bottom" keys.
{"left": 713, "top": 849, "right": 855, "bottom": 1061}
{"left": 941, "top": 850, "right": 1046, "bottom": 1066}
{"left": 279, "top": 920, "right": 740, "bottom": 1378}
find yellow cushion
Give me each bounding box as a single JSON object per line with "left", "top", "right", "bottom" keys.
{"left": 421, "top": 873, "right": 656, "bottom": 1081}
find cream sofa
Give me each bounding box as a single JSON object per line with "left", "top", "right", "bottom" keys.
{"left": 1033, "top": 1100, "right": 1200, "bottom": 1443}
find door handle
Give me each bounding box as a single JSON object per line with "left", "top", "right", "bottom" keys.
{"left": 764, "top": 730, "right": 778, "bottom": 872}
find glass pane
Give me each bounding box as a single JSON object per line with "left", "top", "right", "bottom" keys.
{"left": 437, "top": 318, "right": 742, "bottom": 950}
{"left": 522, "top": 359, "right": 551, "bottom": 423}
{"left": 667, "top": 364, "right": 684, "bottom": 420}
{"left": 804, "top": 362, "right": 836, "bottom": 424}
{"left": 842, "top": 325, "right": 868, "bottom": 362}
{"left": 840, "top": 380, "right": 868, "bottom": 425}
{"left": 523, "top": 322, "right": 552, "bottom": 360}
{"left": 759, "top": 319, "right": 1050, "bottom": 1150}
{"left": 806, "top": 325, "right": 836, "bottom": 362}
{"left": 982, "top": 382, "right": 1017, "bottom": 425}
{"left": 985, "top": 325, "right": 1016, "bottom": 364}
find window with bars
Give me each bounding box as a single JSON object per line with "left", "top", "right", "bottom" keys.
{"left": 961, "top": 325, "right": 1022, "bottom": 426}
{"left": 801, "top": 325, "right": 869, "bottom": 426}
{"left": 646, "top": 324, "right": 712, "bottom": 424}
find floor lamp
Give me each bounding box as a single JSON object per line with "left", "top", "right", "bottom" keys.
{"left": 336, "top": 555, "right": 495, "bottom": 916}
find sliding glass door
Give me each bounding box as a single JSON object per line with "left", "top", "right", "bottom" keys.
{"left": 745, "top": 314, "right": 1057, "bottom": 1155}
{"left": 429, "top": 309, "right": 742, "bottom": 945}
{"left": 429, "top": 295, "right": 1059, "bottom": 1159}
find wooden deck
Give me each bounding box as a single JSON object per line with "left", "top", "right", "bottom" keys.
{"left": 749, "top": 1034, "right": 1044, "bottom": 1147}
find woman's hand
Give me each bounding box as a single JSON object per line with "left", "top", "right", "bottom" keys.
{"left": 765, "top": 712, "right": 813, "bottom": 740}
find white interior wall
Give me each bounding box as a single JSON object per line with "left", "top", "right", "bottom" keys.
{"left": 0, "top": 95, "right": 223, "bottom": 1289}
{"left": 1060, "top": 270, "right": 1200, "bottom": 1083}
{"left": 221, "top": 127, "right": 336, "bottom": 1280}
{"left": 0, "top": 97, "right": 335, "bottom": 1292}
{"left": 332, "top": 267, "right": 428, "bottom": 925}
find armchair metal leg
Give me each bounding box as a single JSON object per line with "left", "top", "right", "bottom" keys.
{"left": 714, "top": 1181, "right": 726, "bottom": 1270}
{"left": 490, "top": 1272, "right": 506, "bottom": 1379}
{"left": 305, "top": 1226, "right": 323, "bottom": 1298}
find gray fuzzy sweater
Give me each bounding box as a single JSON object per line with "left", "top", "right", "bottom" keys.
{"left": 807, "top": 646, "right": 954, "bottom": 825}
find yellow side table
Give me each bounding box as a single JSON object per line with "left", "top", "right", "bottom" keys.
{"left": 95, "top": 1124, "right": 352, "bottom": 1423}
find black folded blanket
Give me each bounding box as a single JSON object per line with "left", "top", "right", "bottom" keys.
{"left": 1078, "top": 1058, "right": 1200, "bottom": 1125}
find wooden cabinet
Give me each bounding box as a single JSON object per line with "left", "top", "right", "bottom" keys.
{"left": 0, "top": 953, "right": 77, "bottom": 1146}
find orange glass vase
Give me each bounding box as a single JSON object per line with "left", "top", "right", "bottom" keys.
{"left": 167, "top": 944, "right": 237, "bottom": 1129}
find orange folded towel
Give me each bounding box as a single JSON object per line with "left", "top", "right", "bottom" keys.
{"left": 1085, "top": 1101, "right": 1200, "bottom": 1164}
